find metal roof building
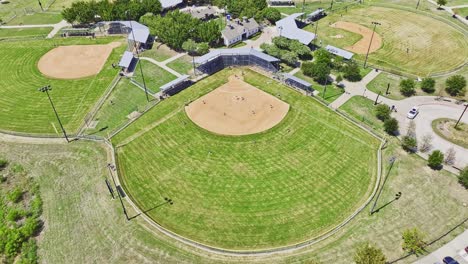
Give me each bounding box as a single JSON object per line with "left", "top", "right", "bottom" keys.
{"left": 276, "top": 13, "right": 316, "bottom": 45}
{"left": 325, "top": 45, "right": 354, "bottom": 60}
{"left": 114, "top": 21, "right": 150, "bottom": 44}
{"left": 194, "top": 48, "right": 279, "bottom": 64}
{"left": 159, "top": 0, "right": 183, "bottom": 9}
{"left": 281, "top": 73, "right": 313, "bottom": 91}
{"left": 118, "top": 51, "right": 135, "bottom": 68}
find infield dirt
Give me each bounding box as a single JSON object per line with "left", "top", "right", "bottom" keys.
{"left": 331, "top": 21, "right": 382, "bottom": 54}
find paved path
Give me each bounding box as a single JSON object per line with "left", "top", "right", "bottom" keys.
{"left": 414, "top": 230, "right": 468, "bottom": 264}
{"left": 427, "top": 0, "right": 468, "bottom": 26}
{"left": 244, "top": 26, "right": 279, "bottom": 49}
{"left": 140, "top": 56, "right": 182, "bottom": 77}
{"left": 330, "top": 69, "right": 468, "bottom": 169}
{"left": 161, "top": 52, "right": 186, "bottom": 64}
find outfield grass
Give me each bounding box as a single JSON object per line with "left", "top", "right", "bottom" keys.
{"left": 84, "top": 78, "right": 155, "bottom": 137}
{"left": 140, "top": 42, "right": 179, "bottom": 62}
{"left": 307, "top": 5, "right": 467, "bottom": 76}
{"left": 0, "top": 37, "right": 125, "bottom": 134}
{"left": 115, "top": 68, "right": 380, "bottom": 249}
{"left": 132, "top": 60, "right": 177, "bottom": 93}
{"left": 295, "top": 71, "right": 344, "bottom": 103}
{"left": 167, "top": 55, "right": 194, "bottom": 75}
{"left": 6, "top": 12, "right": 62, "bottom": 25}
{"left": 0, "top": 27, "right": 52, "bottom": 39}
{"left": 339, "top": 96, "right": 384, "bottom": 132}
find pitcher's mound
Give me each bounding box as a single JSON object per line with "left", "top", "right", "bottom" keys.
{"left": 185, "top": 75, "right": 289, "bottom": 136}
{"left": 38, "top": 42, "right": 120, "bottom": 79}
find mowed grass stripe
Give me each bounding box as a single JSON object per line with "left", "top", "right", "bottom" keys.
{"left": 0, "top": 38, "right": 125, "bottom": 134}
{"left": 116, "top": 68, "right": 379, "bottom": 249}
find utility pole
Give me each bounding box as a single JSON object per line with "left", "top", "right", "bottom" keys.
{"left": 385, "top": 83, "right": 390, "bottom": 94}
{"left": 374, "top": 91, "right": 381, "bottom": 105}
{"left": 126, "top": 11, "right": 150, "bottom": 102}
{"left": 364, "top": 21, "right": 380, "bottom": 68}
{"left": 313, "top": 20, "right": 319, "bottom": 46}
{"left": 302, "top": 0, "right": 306, "bottom": 20}
{"left": 416, "top": 0, "right": 421, "bottom": 9}
{"left": 38, "top": 85, "right": 69, "bottom": 142}
{"left": 108, "top": 164, "right": 129, "bottom": 220}
{"left": 455, "top": 104, "right": 468, "bottom": 128}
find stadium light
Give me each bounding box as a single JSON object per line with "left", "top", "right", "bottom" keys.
{"left": 455, "top": 104, "right": 468, "bottom": 129}
{"left": 363, "top": 21, "right": 381, "bottom": 68}
{"left": 38, "top": 85, "right": 69, "bottom": 142}
{"left": 126, "top": 11, "right": 150, "bottom": 102}
{"left": 313, "top": 20, "right": 319, "bottom": 46}
{"left": 108, "top": 163, "right": 129, "bottom": 220}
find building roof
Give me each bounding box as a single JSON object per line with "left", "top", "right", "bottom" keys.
{"left": 118, "top": 51, "right": 134, "bottom": 68}
{"left": 160, "top": 75, "right": 190, "bottom": 91}
{"left": 222, "top": 18, "right": 260, "bottom": 41}
{"left": 159, "top": 0, "right": 183, "bottom": 9}
{"left": 325, "top": 45, "right": 354, "bottom": 60}
{"left": 307, "top": 8, "right": 325, "bottom": 18}
{"left": 194, "top": 48, "right": 280, "bottom": 64}
{"left": 276, "top": 13, "right": 316, "bottom": 45}
{"left": 183, "top": 6, "right": 218, "bottom": 19}
{"left": 282, "top": 73, "right": 312, "bottom": 87}
{"left": 113, "top": 21, "right": 150, "bottom": 43}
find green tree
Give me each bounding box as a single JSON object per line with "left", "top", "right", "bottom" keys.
{"left": 289, "top": 40, "right": 311, "bottom": 59}
{"left": 384, "top": 118, "right": 399, "bottom": 135}
{"left": 182, "top": 39, "right": 198, "bottom": 55}
{"left": 437, "top": 0, "right": 447, "bottom": 7}
{"left": 428, "top": 150, "right": 444, "bottom": 169}
{"left": 354, "top": 242, "right": 387, "bottom": 264}
{"left": 402, "top": 228, "right": 426, "bottom": 255}
{"left": 141, "top": 0, "right": 162, "bottom": 15}
{"left": 261, "top": 43, "right": 283, "bottom": 58}
{"left": 401, "top": 136, "right": 418, "bottom": 153}
{"left": 335, "top": 75, "right": 343, "bottom": 83}
{"left": 420, "top": 77, "right": 436, "bottom": 93}
{"left": 260, "top": 7, "right": 281, "bottom": 23}
{"left": 195, "top": 20, "right": 221, "bottom": 45}
{"left": 314, "top": 48, "right": 332, "bottom": 66}
{"left": 272, "top": 36, "right": 290, "bottom": 49}
{"left": 399, "top": 79, "right": 416, "bottom": 97}
{"left": 375, "top": 104, "right": 391, "bottom": 121}
{"left": 343, "top": 61, "right": 362, "bottom": 82}
{"left": 445, "top": 75, "right": 466, "bottom": 96}
{"left": 281, "top": 51, "right": 299, "bottom": 66}
{"left": 303, "top": 62, "right": 330, "bottom": 84}
{"left": 0, "top": 158, "right": 7, "bottom": 170}
{"left": 196, "top": 42, "right": 210, "bottom": 55}
{"left": 458, "top": 166, "right": 468, "bottom": 189}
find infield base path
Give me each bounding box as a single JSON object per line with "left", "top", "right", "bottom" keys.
{"left": 331, "top": 21, "right": 382, "bottom": 54}
{"left": 185, "top": 75, "right": 289, "bottom": 136}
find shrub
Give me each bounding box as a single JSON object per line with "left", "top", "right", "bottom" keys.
{"left": 343, "top": 62, "right": 362, "bottom": 82}
{"left": 335, "top": 74, "right": 343, "bottom": 83}
{"left": 402, "top": 228, "right": 426, "bottom": 255}
{"left": 401, "top": 136, "right": 418, "bottom": 153}
{"left": 354, "top": 242, "right": 387, "bottom": 264}
{"left": 420, "top": 78, "right": 435, "bottom": 93}
{"left": 384, "top": 118, "right": 399, "bottom": 135}
{"left": 445, "top": 75, "right": 466, "bottom": 96}
{"left": 400, "top": 79, "right": 416, "bottom": 97}
{"left": 375, "top": 104, "right": 391, "bottom": 121}
{"left": 281, "top": 51, "right": 299, "bottom": 66}
{"left": 20, "top": 240, "right": 39, "bottom": 264}
{"left": 428, "top": 150, "right": 444, "bottom": 170}
{"left": 6, "top": 209, "right": 24, "bottom": 222}
{"left": 196, "top": 42, "right": 210, "bottom": 55}
{"left": 302, "top": 62, "right": 330, "bottom": 84}
{"left": 0, "top": 158, "right": 7, "bottom": 170}
{"left": 20, "top": 218, "right": 41, "bottom": 238}
{"left": 458, "top": 167, "right": 468, "bottom": 189}
{"left": 7, "top": 187, "right": 23, "bottom": 203}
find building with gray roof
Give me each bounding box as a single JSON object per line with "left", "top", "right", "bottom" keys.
{"left": 159, "top": 0, "right": 183, "bottom": 9}
{"left": 221, "top": 17, "right": 260, "bottom": 46}
{"left": 182, "top": 6, "right": 218, "bottom": 20}
{"left": 325, "top": 45, "right": 354, "bottom": 60}
{"left": 276, "top": 13, "right": 316, "bottom": 45}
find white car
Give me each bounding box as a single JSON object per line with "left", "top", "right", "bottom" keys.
{"left": 407, "top": 106, "right": 419, "bottom": 119}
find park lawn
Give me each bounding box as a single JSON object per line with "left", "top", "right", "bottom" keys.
{"left": 366, "top": 72, "right": 407, "bottom": 100}
{"left": 453, "top": 7, "right": 468, "bottom": 17}
{"left": 311, "top": 5, "right": 467, "bottom": 76}
{"left": 304, "top": 23, "right": 362, "bottom": 48}
{"left": 339, "top": 96, "right": 384, "bottom": 133}
{"left": 116, "top": 68, "right": 379, "bottom": 249}
{"left": 295, "top": 71, "right": 344, "bottom": 104}
{"left": 167, "top": 55, "right": 194, "bottom": 75}
{"left": 0, "top": 37, "right": 125, "bottom": 134}
{"left": 84, "top": 78, "right": 156, "bottom": 138}
{"left": 132, "top": 60, "right": 177, "bottom": 93}
{"left": 140, "top": 42, "right": 179, "bottom": 62}
{"left": 0, "top": 27, "right": 52, "bottom": 39}
{"left": 7, "top": 12, "right": 62, "bottom": 25}
{"left": 433, "top": 66, "right": 468, "bottom": 100}
{"left": 432, "top": 118, "right": 468, "bottom": 149}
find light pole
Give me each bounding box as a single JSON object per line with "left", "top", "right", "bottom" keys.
{"left": 38, "top": 85, "right": 69, "bottom": 142}
{"left": 313, "top": 20, "right": 319, "bottom": 46}
{"left": 363, "top": 21, "right": 380, "bottom": 68}
{"left": 108, "top": 163, "right": 129, "bottom": 220}
{"left": 126, "top": 11, "right": 150, "bottom": 102}
{"left": 455, "top": 104, "right": 468, "bottom": 128}
{"left": 374, "top": 91, "right": 381, "bottom": 105}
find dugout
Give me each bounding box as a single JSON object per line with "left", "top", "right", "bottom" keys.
{"left": 194, "top": 48, "right": 280, "bottom": 75}
{"left": 118, "top": 51, "right": 138, "bottom": 74}
{"left": 160, "top": 75, "right": 192, "bottom": 96}
{"left": 325, "top": 45, "right": 354, "bottom": 60}
{"left": 282, "top": 73, "right": 313, "bottom": 92}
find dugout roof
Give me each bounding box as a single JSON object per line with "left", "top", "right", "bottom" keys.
{"left": 326, "top": 45, "right": 354, "bottom": 60}
{"left": 118, "top": 51, "right": 134, "bottom": 68}
{"left": 114, "top": 21, "right": 150, "bottom": 43}
{"left": 160, "top": 75, "right": 190, "bottom": 91}
{"left": 282, "top": 73, "right": 311, "bottom": 87}
{"left": 194, "top": 48, "right": 280, "bottom": 64}
{"left": 159, "top": 0, "right": 183, "bottom": 9}
{"left": 276, "top": 13, "right": 316, "bottom": 45}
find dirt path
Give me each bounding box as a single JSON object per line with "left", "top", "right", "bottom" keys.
{"left": 331, "top": 21, "right": 383, "bottom": 54}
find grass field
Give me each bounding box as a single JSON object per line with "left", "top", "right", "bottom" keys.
{"left": 115, "top": 68, "right": 380, "bottom": 249}
{"left": 6, "top": 12, "right": 62, "bottom": 25}
{"left": 0, "top": 37, "right": 125, "bottom": 134}
{"left": 304, "top": 5, "right": 467, "bottom": 76}
{"left": 339, "top": 96, "right": 384, "bottom": 132}
{"left": 140, "top": 42, "right": 178, "bottom": 62}
{"left": 432, "top": 118, "right": 468, "bottom": 148}
{"left": 0, "top": 27, "right": 52, "bottom": 39}
{"left": 366, "top": 72, "right": 407, "bottom": 100}
{"left": 167, "top": 55, "right": 194, "bottom": 75}
{"left": 294, "top": 71, "right": 344, "bottom": 103}
{"left": 84, "top": 78, "right": 156, "bottom": 137}
{"left": 132, "top": 60, "right": 177, "bottom": 93}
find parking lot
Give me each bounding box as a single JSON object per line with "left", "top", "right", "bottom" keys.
{"left": 414, "top": 230, "right": 468, "bottom": 264}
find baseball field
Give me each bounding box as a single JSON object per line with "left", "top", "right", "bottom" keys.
{"left": 0, "top": 37, "right": 125, "bottom": 134}
{"left": 114, "top": 68, "right": 380, "bottom": 249}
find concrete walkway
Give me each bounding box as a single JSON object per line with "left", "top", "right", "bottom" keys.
{"left": 414, "top": 230, "right": 468, "bottom": 264}
{"left": 244, "top": 26, "right": 279, "bottom": 49}
{"left": 330, "top": 69, "right": 468, "bottom": 169}
{"left": 427, "top": 0, "right": 468, "bottom": 26}
{"left": 139, "top": 56, "right": 182, "bottom": 77}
